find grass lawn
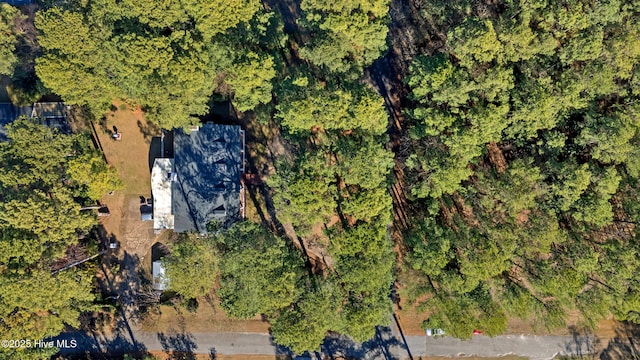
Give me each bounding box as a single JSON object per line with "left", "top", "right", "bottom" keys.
{"left": 96, "top": 100, "right": 158, "bottom": 196}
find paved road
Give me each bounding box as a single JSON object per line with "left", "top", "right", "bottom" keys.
{"left": 405, "top": 333, "right": 596, "bottom": 360}
{"left": 53, "top": 326, "right": 595, "bottom": 360}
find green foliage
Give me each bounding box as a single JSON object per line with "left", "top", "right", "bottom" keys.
{"left": 35, "top": 0, "right": 264, "bottom": 129}
{"left": 0, "top": 269, "right": 95, "bottom": 341}
{"left": 162, "top": 234, "right": 218, "bottom": 299}
{"left": 0, "top": 119, "right": 120, "bottom": 346}
{"left": 271, "top": 281, "right": 343, "bottom": 354}
{"left": 340, "top": 187, "right": 392, "bottom": 223}
{"left": 268, "top": 154, "right": 337, "bottom": 235}
{"left": 0, "top": 189, "right": 95, "bottom": 267}
{"left": 0, "top": 117, "right": 74, "bottom": 187}
{"left": 0, "top": 119, "right": 105, "bottom": 268}
{"left": 0, "top": 4, "right": 19, "bottom": 76}
{"left": 341, "top": 286, "right": 391, "bottom": 342}
{"left": 403, "top": 0, "right": 640, "bottom": 337}
{"left": 276, "top": 81, "right": 388, "bottom": 134}
{"left": 216, "top": 222, "right": 305, "bottom": 318}
{"left": 35, "top": 8, "right": 116, "bottom": 112}
{"left": 299, "top": 0, "right": 390, "bottom": 75}
{"left": 226, "top": 54, "right": 276, "bottom": 112}
{"left": 336, "top": 136, "right": 394, "bottom": 189}
{"left": 551, "top": 163, "right": 592, "bottom": 213}
{"left": 324, "top": 222, "right": 394, "bottom": 343}
{"left": 423, "top": 285, "right": 507, "bottom": 339}
{"left": 448, "top": 19, "right": 501, "bottom": 68}
{"left": 493, "top": 160, "right": 547, "bottom": 218}
{"left": 67, "top": 151, "right": 123, "bottom": 201}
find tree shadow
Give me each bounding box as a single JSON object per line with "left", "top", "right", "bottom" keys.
{"left": 50, "top": 327, "right": 150, "bottom": 359}
{"left": 559, "top": 325, "right": 600, "bottom": 359}
{"left": 266, "top": 0, "right": 309, "bottom": 46}
{"left": 270, "top": 326, "right": 403, "bottom": 360}
{"left": 392, "top": 313, "right": 412, "bottom": 360}
{"left": 157, "top": 332, "right": 199, "bottom": 360}
{"left": 148, "top": 130, "right": 174, "bottom": 172}
{"left": 51, "top": 244, "right": 161, "bottom": 359}
{"left": 600, "top": 321, "right": 640, "bottom": 360}
{"left": 330, "top": 327, "right": 404, "bottom": 360}
{"left": 235, "top": 114, "right": 291, "bottom": 240}
{"left": 137, "top": 119, "right": 161, "bottom": 144}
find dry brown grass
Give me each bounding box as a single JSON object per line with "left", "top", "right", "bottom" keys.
{"left": 141, "top": 296, "right": 270, "bottom": 334}
{"left": 395, "top": 291, "right": 431, "bottom": 336}
{"left": 95, "top": 101, "right": 158, "bottom": 256}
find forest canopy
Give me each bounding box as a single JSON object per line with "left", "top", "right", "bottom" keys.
{"left": 402, "top": 0, "right": 640, "bottom": 338}
{"left": 4, "top": 0, "right": 640, "bottom": 355}
{"left": 34, "top": 0, "right": 265, "bottom": 128}
{"left": 0, "top": 119, "right": 121, "bottom": 354}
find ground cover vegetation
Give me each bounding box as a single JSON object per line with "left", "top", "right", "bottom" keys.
{"left": 0, "top": 118, "right": 122, "bottom": 358}
{"left": 401, "top": 0, "right": 640, "bottom": 339}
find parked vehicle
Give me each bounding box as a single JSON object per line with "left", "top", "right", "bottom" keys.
{"left": 425, "top": 328, "right": 445, "bottom": 336}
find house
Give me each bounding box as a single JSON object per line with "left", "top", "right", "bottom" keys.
{"left": 0, "top": 0, "right": 33, "bottom": 6}
{"left": 151, "top": 123, "right": 245, "bottom": 233}
{"left": 0, "top": 102, "right": 70, "bottom": 140}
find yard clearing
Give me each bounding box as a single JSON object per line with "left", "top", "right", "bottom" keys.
{"left": 141, "top": 297, "right": 270, "bottom": 334}
{"left": 95, "top": 101, "right": 158, "bottom": 257}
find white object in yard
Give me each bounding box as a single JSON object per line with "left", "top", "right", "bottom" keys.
{"left": 152, "top": 260, "right": 168, "bottom": 291}
{"left": 151, "top": 159, "right": 175, "bottom": 231}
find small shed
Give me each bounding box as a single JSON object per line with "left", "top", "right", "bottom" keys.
{"left": 152, "top": 260, "right": 169, "bottom": 291}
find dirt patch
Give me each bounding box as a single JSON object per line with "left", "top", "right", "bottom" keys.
{"left": 486, "top": 141, "right": 507, "bottom": 174}
{"left": 395, "top": 283, "right": 432, "bottom": 336}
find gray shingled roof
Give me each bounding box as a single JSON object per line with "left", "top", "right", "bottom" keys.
{"left": 0, "top": 103, "right": 70, "bottom": 140}
{"left": 172, "top": 123, "right": 242, "bottom": 233}
{"left": 0, "top": 0, "right": 33, "bottom": 5}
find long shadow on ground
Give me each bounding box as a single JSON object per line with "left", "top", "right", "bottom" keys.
{"left": 157, "top": 332, "right": 199, "bottom": 360}
{"left": 272, "top": 326, "right": 404, "bottom": 360}
{"left": 600, "top": 321, "right": 640, "bottom": 360}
